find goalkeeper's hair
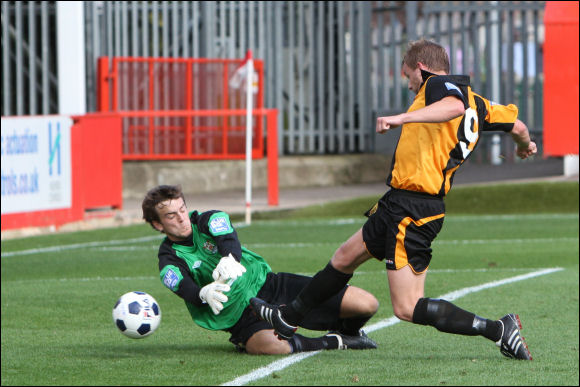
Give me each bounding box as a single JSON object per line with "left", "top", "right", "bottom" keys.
{"left": 142, "top": 185, "right": 186, "bottom": 230}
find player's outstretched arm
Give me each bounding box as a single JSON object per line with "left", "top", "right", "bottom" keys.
{"left": 510, "top": 119, "right": 537, "bottom": 159}
{"left": 376, "top": 96, "right": 465, "bottom": 133}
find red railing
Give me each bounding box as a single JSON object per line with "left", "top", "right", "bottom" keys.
{"left": 116, "top": 109, "right": 268, "bottom": 160}
{"left": 114, "top": 109, "right": 279, "bottom": 205}
{"left": 97, "top": 57, "right": 266, "bottom": 160}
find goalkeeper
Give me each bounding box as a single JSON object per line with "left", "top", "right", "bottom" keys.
{"left": 142, "top": 184, "right": 379, "bottom": 355}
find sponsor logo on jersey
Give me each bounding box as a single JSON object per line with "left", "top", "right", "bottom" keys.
{"left": 210, "top": 217, "right": 231, "bottom": 234}
{"left": 163, "top": 269, "right": 180, "bottom": 290}
{"left": 192, "top": 260, "right": 202, "bottom": 269}
{"left": 203, "top": 241, "right": 218, "bottom": 254}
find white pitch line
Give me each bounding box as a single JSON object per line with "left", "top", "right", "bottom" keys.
{"left": 2, "top": 213, "right": 577, "bottom": 258}
{"left": 0, "top": 235, "right": 164, "bottom": 257}
{"left": 1, "top": 267, "right": 556, "bottom": 285}
{"left": 237, "top": 213, "right": 578, "bottom": 227}
{"left": 41, "top": 236, "right": 575, "bottom": 254}
{"left": 2, "top": 267, "right": 551, "bottom": 286}
{"left": 221, "top": 267, "right": 564, "bottom": 386}
{"left": 48, "top": 235, "right": 572, "bottom": 255}
{"left": 5, "top": 235, "right": 575, "bottom": 257}
{"left": 244, "top": 237, "right": 578, "bottom": 249}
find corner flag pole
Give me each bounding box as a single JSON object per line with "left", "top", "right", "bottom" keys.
{"left": 245, "top": 50, "right": 254, "bottom": 225}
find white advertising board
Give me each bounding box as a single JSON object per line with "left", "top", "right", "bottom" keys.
{"left": 1, "top": 116, "right": 72, "bottom": 214}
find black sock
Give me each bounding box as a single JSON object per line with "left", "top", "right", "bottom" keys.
{"left": 282, "top": 262, "right": 353, "bottom": 325}
{"left": 337, "top": 315, "right": 372, "bottom": 336}
{"left": 288, "top": 333, "right": 339, "bottom": 353}
{"left": 412, "top": 298, "right": 502, "bottom": 342}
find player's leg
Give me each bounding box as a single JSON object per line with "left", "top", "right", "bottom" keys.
{"left": 332, "top": 228, "right": 375, "bottom": 273}
{"left": 383, "top": 194, "right": 504, "bottom": 339}
{"left": 282, "top": 228, "right": 374, "bottom": 324}
{"left": 287, "top": 279, "right": 378, "bottom": 351}
{"left": 245, "top": 329, "right": 375, "bottom": 354}
{"left": 399, "top": 269, "right": 531, "bottom": 359}
{"left": 294, "top": 279, "right": 378, "bottom": 350}
{"left": 387, "top": 266, "right": 507, "bottom": 342}
{"left": 385, "top": 240, "right": 531, "bottom": 358}
{"left": 245, "top": 329, "right": 292, "bottom": 354}
{"left": 335, "top": 285, "right": 379, "bottom": 335}
{"left": 244, "top": 329, "right": 334, "bottom": 355}
{"left": 386, "top": 221, "right": 530, "bottom": 359}
{"left": 382, "top": 190, "right": 505, "bottom": 340}
{"left": 386, "top": 265, "right": 426, "bottom": 321}
{"left": 339, "top": 286, "right": 379, "bottom": 319}
{"left": 230, "top": 303, "right": 346, "bottom": 355}
{"left": 251, "top": 228, "right": 373, "bottom": 339}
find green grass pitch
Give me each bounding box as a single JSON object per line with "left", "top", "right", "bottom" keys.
{"left": 1, "top": 182, "right": 578, "bottom": 385}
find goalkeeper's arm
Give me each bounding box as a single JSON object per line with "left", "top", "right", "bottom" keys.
{"left": 166, "top": 273, "right": 231, "bottom": 315}
{"left": 170, "top": 275, "right": 205, "bottom": 307}
{"left": 213, "top": 231, "right": 243, "bottom": 263}
{"left": 198, "top": 210, "right": 243, "bottom": 262}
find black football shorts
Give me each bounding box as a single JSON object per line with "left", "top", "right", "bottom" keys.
{"left": 227, "top": 272, "right": 347, "bottom": 348}
{"left": 362, "top": 188, "right": 445, "bottom": 274}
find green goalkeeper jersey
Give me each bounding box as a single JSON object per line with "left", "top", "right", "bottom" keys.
{"left": 157, "top": 210, "right": 271, "bottom": 330}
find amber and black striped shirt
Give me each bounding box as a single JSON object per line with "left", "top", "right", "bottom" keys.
{"left": 387, "top": 70, "right": 518, "bottom": 197}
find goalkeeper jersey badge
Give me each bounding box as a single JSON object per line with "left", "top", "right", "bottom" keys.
{"left": 209, "top": 216, "right": 232, "bottom": 234}
{"left": 163, "top": 268, "right": 180, "bottom": 290}
{"left": 202, "top": 241, "right": 218, "bottom": 254}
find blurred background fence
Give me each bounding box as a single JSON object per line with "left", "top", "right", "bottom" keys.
{"left": 1, "top": 1, "right": 546, "bottom": 161}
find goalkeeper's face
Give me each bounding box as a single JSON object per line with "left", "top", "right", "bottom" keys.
{"left": 152, "top": 197, "right": 192, "bottom": 241}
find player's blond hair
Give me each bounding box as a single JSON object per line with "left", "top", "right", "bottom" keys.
{"left": 403, "top": 39, "right": 450, "bottom": 74}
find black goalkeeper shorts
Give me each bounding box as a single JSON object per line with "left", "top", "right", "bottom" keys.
{"left": 227, "top": 271, "right": 348, "bottom": 348}
{"left": 362, "top": 188, "right": 445, "bottom": 274}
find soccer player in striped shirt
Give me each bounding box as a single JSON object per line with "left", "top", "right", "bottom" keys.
{"left": 251, "top": 39, "right": 536, "bottom": 360}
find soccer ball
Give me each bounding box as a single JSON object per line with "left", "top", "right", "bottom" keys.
{"left": 112, "top": 291, "right": 161, "bottom": 339}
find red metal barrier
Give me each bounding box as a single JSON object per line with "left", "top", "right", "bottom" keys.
{"left": 72, "top": 114, "right": 123, "bottom": 210}
{"left": 543, "top": 1, "right": 579, "bottom": 156}
{"left": 116, "top": 109, "right": 268, "bottom": 160}
{"left": 97, "top": 57, "right": 265, "bottom": 160}
{"left": 116, "top": 109, "right": 279, "bottom": 205}
{"left": 1, "top": 114, "right": 123, "bottom": 231}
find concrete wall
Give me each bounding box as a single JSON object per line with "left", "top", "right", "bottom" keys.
{"left": 122, "top": 154, "right": 392, "bottom": 199}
